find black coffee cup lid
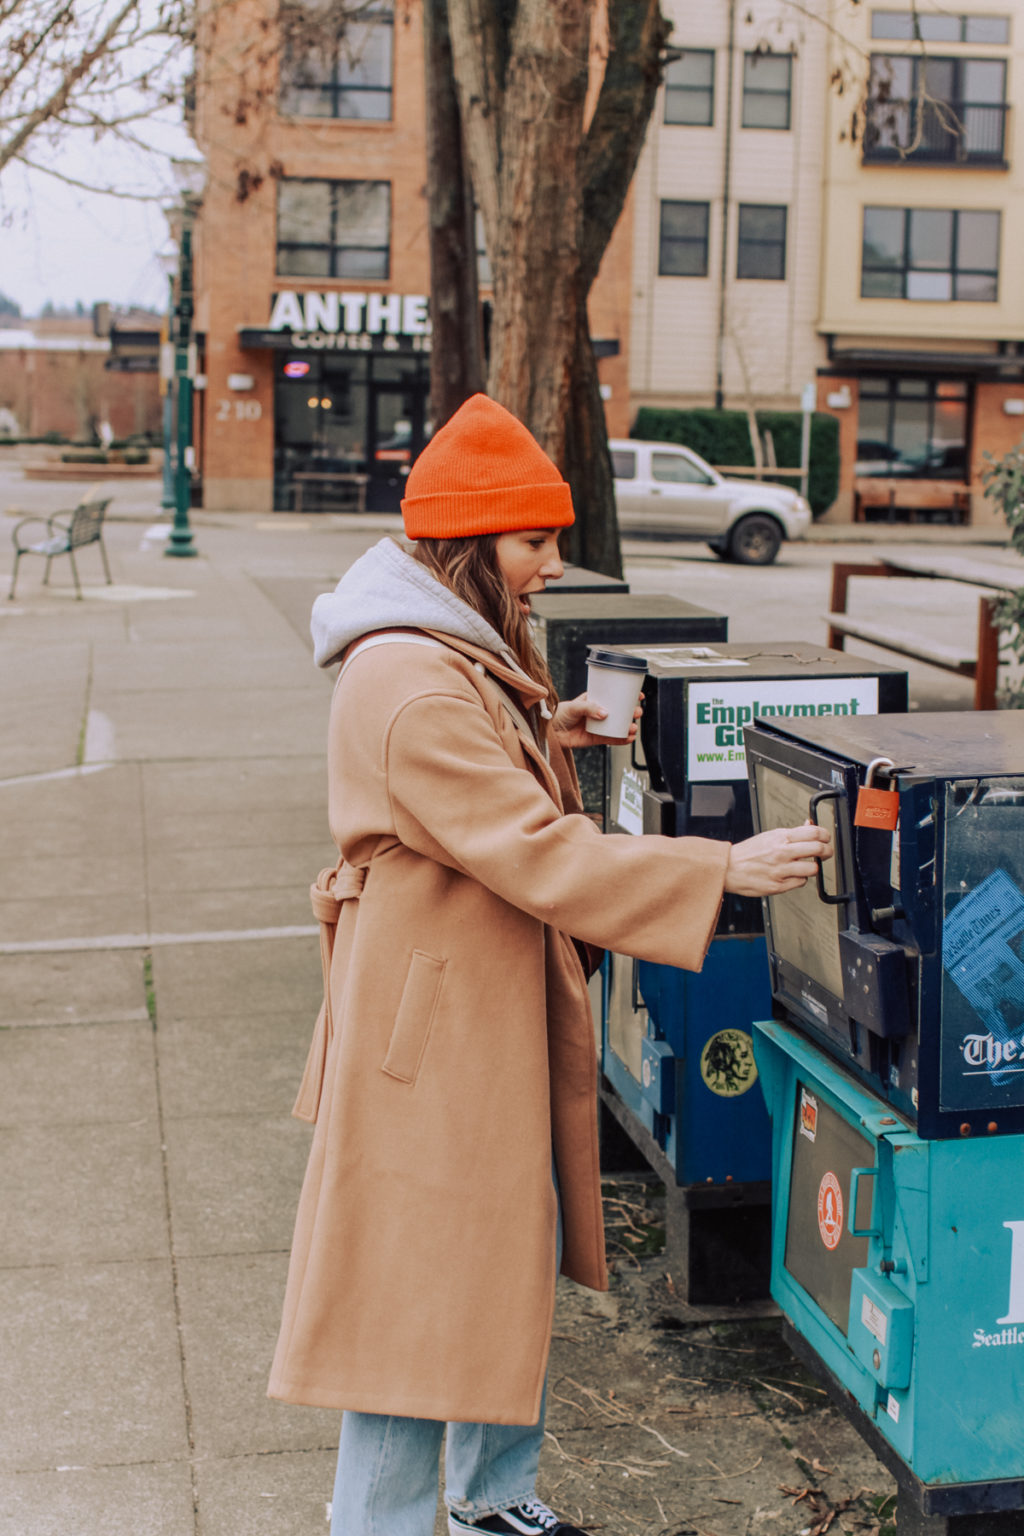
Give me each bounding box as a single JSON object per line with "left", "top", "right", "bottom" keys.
{"left": 586, "top": 647, "right": 647, "bottom": 672}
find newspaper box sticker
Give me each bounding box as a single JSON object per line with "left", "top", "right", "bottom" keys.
{"left": 854, "top": 756, "right": 899, "bottom": 831}
{"left": 817, "top": 1171, "right": 844, "bottom": 1250}
{"left": 800, "top": 1086, "right": 818, "bottom": 1143}
{"left": 700, "top": 1028, "right": 758, "bottom": 1097}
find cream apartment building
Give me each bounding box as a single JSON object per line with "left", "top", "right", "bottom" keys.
{"left": 820, "top": 0, "right": 1024, "bottom": 523}
{"left": 628, "top": 0, "right": 831, "bottom": 417}
{"left": 632, "top": 0, "right": 1024, "bottom": 526}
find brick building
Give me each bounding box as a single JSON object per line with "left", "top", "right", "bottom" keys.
{"left": 190, "top": 0, "right": 633, "bottom": 513}
{"left": 0, "top": 315, "right": 162, "bottom": 442}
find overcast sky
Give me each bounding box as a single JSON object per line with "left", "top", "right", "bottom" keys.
{"left": 1, "top": 114, "right": 194, "bottom": 318}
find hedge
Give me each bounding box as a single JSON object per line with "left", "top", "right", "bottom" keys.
{"left": 632, "top": 406, "right": 840, "bottom": 519}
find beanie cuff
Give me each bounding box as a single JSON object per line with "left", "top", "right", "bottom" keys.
{"left": 402, "top": 481, "right": 574, "bottom": 540}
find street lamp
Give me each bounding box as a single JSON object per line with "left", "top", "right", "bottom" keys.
{"left": 164, "top": 159, "right": 205, "bottom": 560}
{"left": 156, "top": 248, "right": 177, "bottom": 514}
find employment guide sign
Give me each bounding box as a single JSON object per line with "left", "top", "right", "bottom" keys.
{"left": 687, "top": 677, "right": 880, "bottom": 781}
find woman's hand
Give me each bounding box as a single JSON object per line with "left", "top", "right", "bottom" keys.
{"left": 552, "top": 691, "right": 642, "bottom": 749}
{"left": 724, "top": 821, "right": 833, "bottom": 897}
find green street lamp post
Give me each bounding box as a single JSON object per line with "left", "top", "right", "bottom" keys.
{"left": 159, "top": 264, "right": 176, "bottom": 514}
{"left": 166, "top": 202, "right": 198, "bottom": 559}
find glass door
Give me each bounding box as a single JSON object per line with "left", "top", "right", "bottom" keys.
{"left": 366, "top": 364, "right": 430, "bottom": 511}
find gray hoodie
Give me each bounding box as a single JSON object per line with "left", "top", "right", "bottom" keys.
{"left": 310, "top": 536, "right": 523, "bottom": 673}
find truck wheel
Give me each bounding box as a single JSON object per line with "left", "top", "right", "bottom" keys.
{"left": 727, "top": 514, "right": 782, "bottom": 565}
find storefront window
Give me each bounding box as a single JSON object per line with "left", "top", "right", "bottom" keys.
{"left": 273, "top": 352, "right": 430, "bottom": 512}
{"left": 277, "top": 179, "right": 390, "bottom": 279}
{"left": 279, "top": 3, "right": 393, "bottom": 120}
{"left": 855, "top": 378, "right": 969, "bottom": 478}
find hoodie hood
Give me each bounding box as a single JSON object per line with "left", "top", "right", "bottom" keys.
{"left": 310, "top": 537, "right": 521, "bottom": 671}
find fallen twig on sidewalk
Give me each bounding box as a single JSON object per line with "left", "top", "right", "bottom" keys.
{"left": 637, "top": 1422, "right": 689, "bottom": 1458}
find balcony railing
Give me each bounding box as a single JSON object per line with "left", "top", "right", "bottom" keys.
{"left": 863, "top": 98, "right": 1008, "bottom": 164}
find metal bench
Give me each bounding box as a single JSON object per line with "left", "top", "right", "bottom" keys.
{"left": 9, "top": 498, "right": 113, "bottom": 600}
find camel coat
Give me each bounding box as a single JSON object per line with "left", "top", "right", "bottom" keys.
{"left": 268, "top": 631, "right": 729, "bottom": 1425}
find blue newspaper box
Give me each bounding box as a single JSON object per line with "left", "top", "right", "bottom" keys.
{"left": 599, "top": 643, "right": 907, "bottom": 1303}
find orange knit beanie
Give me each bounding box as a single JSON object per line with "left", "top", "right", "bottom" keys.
{"left": 401, "top": 393, "right": 574, "bottom": 539}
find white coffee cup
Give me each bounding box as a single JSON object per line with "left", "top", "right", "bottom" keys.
{"left": 585, "top": 647, "right": 647, "bottom": 738}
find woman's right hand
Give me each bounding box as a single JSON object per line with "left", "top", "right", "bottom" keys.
{"left": 724, "top": 821, "right": 833, "bottom": 897}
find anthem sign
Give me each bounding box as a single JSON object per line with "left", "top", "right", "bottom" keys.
{"left": 238, "top": 291, "right": 433, "bottom": 353}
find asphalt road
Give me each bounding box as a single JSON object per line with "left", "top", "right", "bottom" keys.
{"left": 620, "top": 535, "right": 999, "bottom": 712}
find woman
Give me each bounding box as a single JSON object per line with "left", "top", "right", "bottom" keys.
{"left": 269, "top": 394, "right": 830, "bottom": 1536}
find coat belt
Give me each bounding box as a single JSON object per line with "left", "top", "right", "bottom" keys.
{"left": 293, "top": 861, "right": 366, "bottom": 1123}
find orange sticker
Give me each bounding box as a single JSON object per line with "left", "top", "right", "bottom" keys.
{"left": 800, "top": 1088, "right": 818, "bottom": 1142}
{"left": 817, "top": 1171, "right": 844, "bottom": 1250}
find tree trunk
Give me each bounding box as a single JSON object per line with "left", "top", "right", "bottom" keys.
{"left": 444, "top": 0, "right": 670, "bottom": 576}
{"left": 563, "top": 295, "right": 621, "bottom": 575}
{"left": 422, "top": 0, "right": 484, "bottom": 429}
{"left": 450, "top": 0, "right": 590, "bottom": 468}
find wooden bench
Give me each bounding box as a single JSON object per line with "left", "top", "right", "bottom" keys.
{"left": 9, "top": 498, "right": 113, "bottom": 600}
{"left": 853, "top": 477, "right": 971, "bottom": 524}
{"left": 291, "top": 472, "right": 368, "bottom": 513}
{"left": 825, "top": 560, "right": 1001, "bottom": 710}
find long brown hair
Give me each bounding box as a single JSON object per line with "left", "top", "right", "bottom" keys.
{"left": 411, "top": 535, "right": 556, "bottom": 700}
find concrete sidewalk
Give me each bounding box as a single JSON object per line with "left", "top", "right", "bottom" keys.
{"left": 2, "top": 488, "right": 995, "bottom": 1536}
{"left": 0, "top": 503, "right": 383, "bottom": 1535}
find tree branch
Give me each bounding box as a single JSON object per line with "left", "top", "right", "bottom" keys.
{"left": 15, "top": 152, "right": 172, "bottom": 198}
{"left": 0, "top": 0, "right": 143, "bottom": 173}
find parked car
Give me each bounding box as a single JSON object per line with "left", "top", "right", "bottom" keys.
{"left": 610, "top": 439, "right": 812, "bottom": 565}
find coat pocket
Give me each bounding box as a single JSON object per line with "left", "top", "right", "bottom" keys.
{"left": 381, "top": 950, "right": 446, "bottom": 1084}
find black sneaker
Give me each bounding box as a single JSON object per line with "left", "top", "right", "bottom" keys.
{"left": 447, "top": 1498, "right": 590, "bottom": 1536}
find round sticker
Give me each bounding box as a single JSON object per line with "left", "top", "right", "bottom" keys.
{"left": 699, "top": 1029, "right": 758, "bottom": 1097}
{"left": 817, "top": 1172, "right": 844, "bottom": 1250}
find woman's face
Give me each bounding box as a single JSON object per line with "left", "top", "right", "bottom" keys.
{"left": 494, "top": 529, "right": 565, "bottom": 616}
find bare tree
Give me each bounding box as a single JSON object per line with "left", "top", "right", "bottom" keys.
{"left": 436, "top": 0, "right": 670, "bottom": 576}
{"left": 0, "top": 0, "right": 193, "bottom": 187}
{"left": 0, "top": 0, "right": 381, "bottom": 200}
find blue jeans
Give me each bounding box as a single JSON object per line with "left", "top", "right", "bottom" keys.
{"left": 330, "top": 1172, "right": 562, "bottom": 1536}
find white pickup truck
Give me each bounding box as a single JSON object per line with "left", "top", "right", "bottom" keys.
{"left": 610, "top": 438, "right": 812, "bottom": 565}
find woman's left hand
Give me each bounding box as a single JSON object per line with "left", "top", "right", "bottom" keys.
{"left": 552, "top": 691, "right": 643, "bottom": 749}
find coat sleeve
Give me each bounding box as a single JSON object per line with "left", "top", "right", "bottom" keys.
{"left": 381, "top": 683, "right": 729, "bottom": 973}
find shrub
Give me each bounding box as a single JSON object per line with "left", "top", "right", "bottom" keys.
{"left": 631, "top": 405, "right": 840, "bottom": 519}
{"left": 980, "top": 441, "right": 1024, "bottom": 707}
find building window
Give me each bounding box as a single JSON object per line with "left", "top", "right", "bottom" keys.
{"left": 277, "top": 179, "right": 391, "bottom": 279}
{"left": 664, "top": 49, "right": 714, "bottom": 125}
{"left": 741, "top": 52, "right": 792, "bottom": 129}
{"left": 871, "top": 11, "right": 1010, "bottom": 44}
{"left": 737, "top": 204, "right": 787, "bottom": 279}
{"left": 279, "top": 3, "right": 393, "bottom": 120}
{"left": 856, "top": 378, "right": 969, "bottom": 479}
{"left": 658, "top": 201, "right": 710, "bottom": 276}
{"left": 861, "top": 206, "right": 999, "bottom": 300}
{"left": 864, "top": 55, "right": 1007, "bottom": 162}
